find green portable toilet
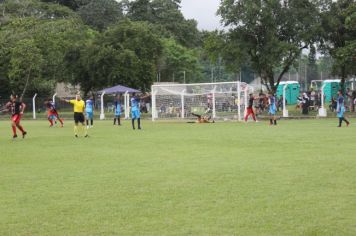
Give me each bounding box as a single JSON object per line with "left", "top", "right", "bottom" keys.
{"left": 322, "top": 80, "right": 340, "bottom": 102}
{"left": 276, "top": 81, "right": 300, "bottom": 105}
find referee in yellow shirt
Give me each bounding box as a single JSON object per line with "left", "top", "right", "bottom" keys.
{"left": 62, "top": 94, "right": 88, "bottom": 138}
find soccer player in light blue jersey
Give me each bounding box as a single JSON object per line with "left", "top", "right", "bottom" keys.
{"left": 114, "top": 95, "right": 122, "bottom": 126}
{"left": 131, "top": 93, "right": 141, "bottom": 130}
{"left": 85, "top": 96, "right": 94, "bottom": 129}
{"left": 337, "top": 90, "right": 350, "bottom": 127}
{"left": 268, "top": 92, "right": 277, "bottom": 125}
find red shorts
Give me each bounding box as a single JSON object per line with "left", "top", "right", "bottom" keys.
{"left": 12, "top": 114, "right": 21, "bottom": 123}
{"left": 48, "top": 110, "right": 59, "bottom": 117}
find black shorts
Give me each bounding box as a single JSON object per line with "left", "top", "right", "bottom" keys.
{"left": 74, "top": 112, "right": 85, "bottom": 124}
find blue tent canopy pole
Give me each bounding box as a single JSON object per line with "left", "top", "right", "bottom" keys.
{"left": 97, "top": 85, "right": 141, "bottom": 120}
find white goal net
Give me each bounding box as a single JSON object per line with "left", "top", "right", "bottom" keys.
{"left": 151, "top": 82, "right": 253, "bottom": 121}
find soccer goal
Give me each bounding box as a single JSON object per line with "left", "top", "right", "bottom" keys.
{"left": 151, "top": 82, "right": 253, "bottom": 121}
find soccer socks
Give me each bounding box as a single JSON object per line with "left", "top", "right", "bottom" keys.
{"left": 114, "top": 118, "right": 120, "bottom": 125}
{"left": 131, "top": 119, "right": 141, "bottom": 129}
{"left": 57, "top": 117, "right": 63, "bottom": 125}
{"left": 132, "top": 119, "right": 135, "bottom": 129}
{"left": 86, "top": 120, "right": 89, "bottom": 126}
{"left": 48, "top": 118, "right": 53, "bottom": 126}
{"left": 90, "top": 119, "right": 93, "bottom": 126}
{"left": 83, "top": 124, "right": 88, "bottom": 136}
{"left": 12, "top": 125, "right": 16, "bottom": 135}
{"left": 74, "top": 125, "right": 88, "bottom": 137}
{"left": 17, "top": 124, "right": 25, "bottom": 133}
{"left": 270, "top": 119, "right": 273, "bottom": 125}
{"left": 339, "top": 118, "right": 350, "bottom": 127}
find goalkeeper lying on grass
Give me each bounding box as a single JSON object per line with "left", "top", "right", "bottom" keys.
{"left": 189, "top": 113, "right": 215, "bottom": 123}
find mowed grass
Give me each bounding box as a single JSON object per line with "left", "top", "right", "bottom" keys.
{"left": 0, "top": 119, "right": 356, "bottom": 235}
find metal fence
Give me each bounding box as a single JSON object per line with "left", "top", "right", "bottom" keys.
{"left": 0, "top": 96, "right": 152, "bottom": 120}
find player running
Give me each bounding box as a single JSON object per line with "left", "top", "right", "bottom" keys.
{"left": 5, "top": 95, "right": 27, "bottom": 139}
{"left": 45, "top": 99, "right": 63, "bottom": 127}
{"left": 268, "top": 92, "right": 277, "bottom": 125}
{"left": 113, "top": 95, "right": 122, "bottom": 126}
{"left": 244, "top": 93, "right": 258, "bottom": 122}
{"left": 85, "top": 96, "right": 94, "bottom": 129}
{"left": 336, "top": 90, "right": 350, "bottom": 127}
{"left": 62, "top": 94, "right": 88, "bottom": 138}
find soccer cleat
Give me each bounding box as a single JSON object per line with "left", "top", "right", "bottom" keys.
{"left": 22, "top": 132, "right": 27, "bottom": 139}
{"left": 60, "top": 124, "right": 64, "bottom": 128}
{"left": 84, "top": 134, "right": 89, "bottom": 138}
{"left": 75, "top": 134, "right": 78, "bottom": 138}
{"left": 13, "top": 134, "right": 18, "bottom": 139}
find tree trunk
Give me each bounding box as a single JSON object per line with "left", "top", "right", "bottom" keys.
{"left": 20, "top": 67, "right": 32, "bottom": 101}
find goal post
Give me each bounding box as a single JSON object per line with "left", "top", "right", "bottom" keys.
{"left": 151, "top": 82, "right": 253, "bottom": 121}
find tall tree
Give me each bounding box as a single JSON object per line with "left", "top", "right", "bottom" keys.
{"left": 126, "top": 0, "right": 200, "bottom": 48}
{"left": 218, "top": 0, "right": 321, "bottom": 92}
{"left": 65, "top": 20, "right": 163, "bottom": 94}
{"left": 158, "top": 38, "right": 201, "bottom": 83}
{"left": 78, "top": 0, "right": 124, "bottom": 31}
{"left": 307, "top": 45, "right": 319, "bottom": 83}
{"left": 8, "top": 39, "right": 43, "bottom": 97}
{"left": 0, "top": 0, "right": 76, "bottom": 24}
{"left": 320, "top": 0, "right": 356, "bottom": 88}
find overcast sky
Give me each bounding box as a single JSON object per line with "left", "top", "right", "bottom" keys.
{"left": 180, "top": 0, "right": 222, "bottom": 31}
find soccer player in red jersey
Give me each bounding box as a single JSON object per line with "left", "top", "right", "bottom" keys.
{"left": 5, "top": 95, "right": 27, "bottom": 139}
{"left": 244, "top": 93, "right": 258, "bottom": 122}
{"left": 45, "top": 99, "right": 63, "bottom": 127}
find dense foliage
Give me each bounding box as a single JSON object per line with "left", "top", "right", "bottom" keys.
{"left": 0, "top": 0, "right": 354, "bottom": 97}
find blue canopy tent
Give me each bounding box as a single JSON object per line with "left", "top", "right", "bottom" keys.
{"left": 97, "top": 85, "right": 141, "bottom": 120}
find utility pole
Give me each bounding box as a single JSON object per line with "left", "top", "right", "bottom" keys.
{"left": 211, "top": 68, "right": 214, "bottom": 83}
{"left": 183, "top": 71, "right": 186, "bottom": 84}
{"left": 305, "top": 64, "right": 308, "bottom": 91}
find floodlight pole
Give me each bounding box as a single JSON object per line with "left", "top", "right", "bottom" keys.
{"left": 283, "top": 84, "right": 289, "bottom": 117}
{"left": 32, "top": 93, "right": 37, "bottom": 120}
{"left": 318, "top": 84, "right": 327, "bottom": 117}
{"left": 100, "top": 91, "right": 106, "bottom": 120}
{"left": 181, "top": 89, "right": 186, "bottom": 119}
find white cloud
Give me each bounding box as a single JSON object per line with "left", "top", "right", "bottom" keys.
{"left": 180, "top": 0, "right": 222, "bottom": 31}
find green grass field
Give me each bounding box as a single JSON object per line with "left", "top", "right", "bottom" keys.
{"left": 1, "top": 119, "right": 356, "bottom": 235}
